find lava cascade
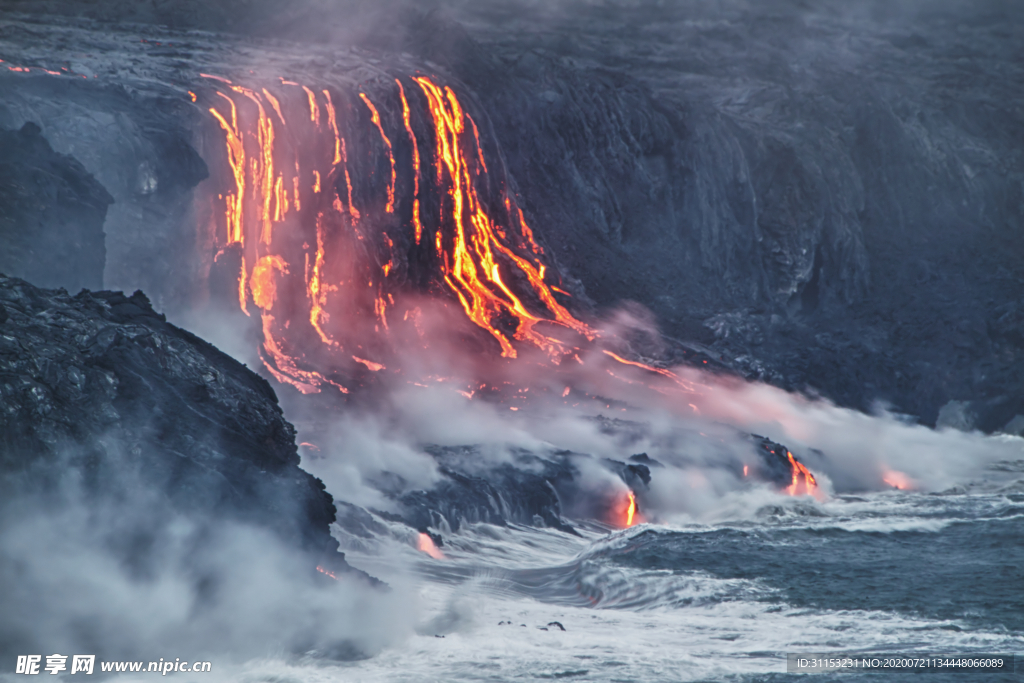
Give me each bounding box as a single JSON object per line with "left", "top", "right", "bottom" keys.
{"left": 624, "top": 490, "right": 641, "bottom": 527}
{"left": 786, "top": 451, "right": 818, "bottom": 497}
{"left": 201, "top": 73, "right": 595, "bottom": 395}
{"left": 197, "top": 72, "right": 818, "bottom": 501}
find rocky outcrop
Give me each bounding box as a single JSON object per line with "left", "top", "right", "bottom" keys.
{"left": 0, "top": 275, "right": 360, "bottom": 577}
{"left": 368, "top": 435, "right": 804, "bottom": 539}
{"left": 0, "top": 68, "right": 209, "bottom": 312}
{"left": 0, "top": 122, "right": 111, "bottom": 292}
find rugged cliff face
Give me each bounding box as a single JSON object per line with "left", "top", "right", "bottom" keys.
{"left": 0, "top": 52, "right": 208, "bottom": 313}
{"left": 0, "top": 275, "right": 354, "bottom": 570}
{"left": 0, "top": 122, "right": 111, "bottom": 292}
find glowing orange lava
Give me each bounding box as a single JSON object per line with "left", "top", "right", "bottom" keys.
{"left": 353, "top": 356, "right": 385, "bottom": 372}
{"left": 359, "top": 92, "right": 396, "bottom": 213}
{"left": 413, "top": 75, "right": 596, "bottom": 359}
{"left": 601, "top": 350, "right": 700, "bottom": 393}
{"left": 208, "top": 93, "right": 245, "bottom": 245}
{"left": 316, "top": 565, "right": 338, "bottom": 580}
{"left": 785, "top": 451, "right": 818, "bottom": 497}
{"left": 250, "top": 254, "right": 288, "bottom": 310}
{"left": 614, "top": 489, "right": 645, "bottom": 528}
{"left": 302, "top": 85, "right": 320, "bottom": 125}
{"left": 625, "top": 490, "right": 638, "bottom": 526}
{"left": 199, "top": 73, "right": 605, "bottom": 393}
{"left": 397, "top": 79, "right": 423, "bottom": 244}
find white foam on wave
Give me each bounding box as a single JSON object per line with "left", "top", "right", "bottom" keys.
{"left": 305, "top": 494, "right": 1024, "bottom": 683}
{"left": 219, "top": 576, "right": 1022, "bottom": 683}
{"left": 648, "top": 488, "right": 1023, "bottom": 534}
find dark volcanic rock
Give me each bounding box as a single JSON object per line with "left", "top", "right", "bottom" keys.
{"left": 0, "top": 67, "right": 209, "bottom": 313}
{"left": 750, "top": 435, "right": 800, "bottom": 489}
{"left": 0, "top": 275, "right": 360, "bottom": 577}
{"left": 0, "top": 122, "right": 111, "bottom": 292}
{"left": 396, "top": 446, "right": 580, "bottom": 536}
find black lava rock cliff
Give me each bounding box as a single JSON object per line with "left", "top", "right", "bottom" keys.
{"left": 0, "top": 122, "right": 111, "bottom": 292}
{"left": 0, "top": 275, "right": 357, "bottom": 575}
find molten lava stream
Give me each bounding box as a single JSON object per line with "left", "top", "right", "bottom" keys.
{"left": 201, "top": 72, "right": 601, "bottom": 396}
{"left": 786, "top": 451, "right": 820, "bottom": 498}
{"left": 615, "top": 490, "right": 644, "bottom": 528}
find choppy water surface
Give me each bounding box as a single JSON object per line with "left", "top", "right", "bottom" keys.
{"left": 245, "top": 488, "right": 1022, "bottom": 682}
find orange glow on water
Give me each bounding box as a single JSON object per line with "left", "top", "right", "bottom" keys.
{"left": 882, "top": 470, "right": 913, "bottom": 490}
{"left": 417, "top": 533, "right": 445, "bottom": 559}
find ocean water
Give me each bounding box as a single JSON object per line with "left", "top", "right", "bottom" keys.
{"left": 229, "top": 487, "right": 1023, "bottom": 682}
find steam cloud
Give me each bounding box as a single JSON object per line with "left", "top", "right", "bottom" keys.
{"left": 288, "top": 301, "right": 1024, "bottom": 533}
{"left": 0, "top": 445, "right": 414, "bottom": 665}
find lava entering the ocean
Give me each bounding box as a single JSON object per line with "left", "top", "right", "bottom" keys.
{"left": 625, "top": 490, "right": 639, "bottom": 527}
{"left": 196, "top": 71, "right": 821, "bottom": 501}
{"left": 786, "top": 451, "right": 819, "bottom": 497}
{"left": 612, "top": 490, "right": 644, "bottom": 528}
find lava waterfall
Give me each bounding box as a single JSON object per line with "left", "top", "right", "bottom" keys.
{"left": 198, "top": 73, "right": 596, "bottom": 396}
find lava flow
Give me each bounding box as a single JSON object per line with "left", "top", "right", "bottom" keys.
{"left": 625, "top": 490, "right": 638, "bottom": 527}
{"left": 196, "top": 71, "right": 821, "bottom": 500}
{"left": 200, "top": 73, "right": 596, "bottom": 395}
{"left": 613, "top": 490, "right": 644, "bottom": 528}
{"left": 786, "top": 451, "right": 819, "bottom": 497}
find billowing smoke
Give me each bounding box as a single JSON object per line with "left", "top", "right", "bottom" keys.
{"left": 0, "top": 442, "right": 414, "bottom": 664}
{"left": 292, "top": 298, "right": 1024, "bottom": 531}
